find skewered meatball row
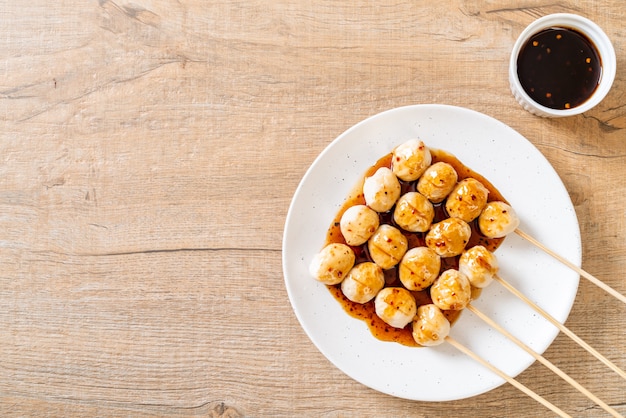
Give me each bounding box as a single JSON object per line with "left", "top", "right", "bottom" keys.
{"left": 416, "top": 246, "right": 499, "bottom": 345}
{"left": 415, "top": 246, "right": 501, "bottom": 346}
{"left": 429, "top": 163, "right": 521, "bottom": 243}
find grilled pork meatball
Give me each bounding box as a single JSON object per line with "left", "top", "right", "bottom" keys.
{"left": 459, "top": 245, "right": 499, "bottom": 288}
{"left": 445, "top": 178, "right": 489, "bottom": 222}
{"left": 430, "top": 269, "right": 472, "bottom": 311}
{"left": 309, "top": 243, "right": 355, "bottom": 285}
{"left": 341, "top": 262, "right": 385, "bottom": 304}
{"left": 368, "top": 224, "right": 408, "bottom": 269}
{"left": 412, "top": 304, "right": 451, "bottom": 347}
{"left": 374, "top": 287, "right": 417, "bottom": 329}
{"left": 363, "top": 167, "right": 401, "bottom": 213}
{"left": 393, "top": 191, "right": 434, "bottom": 232}
{"left": 417, "top": 162, "right": 458, "bottom": 203}
{"left": 398, "top": 247, "right": 441, "bottom": 291}
{"left": 478, "top": 201, "right": 520, "bottom": 238}
{"left": 425, "top": 217, "right": 472, "bottom": 258}
{"left": 391, "top": 139, "right": 432, "bottom": 182}
{"left": 340, "top": 204, "right": 380, "bottom": 246}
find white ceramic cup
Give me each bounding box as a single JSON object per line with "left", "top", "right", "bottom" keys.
{"left": 509, "top": 13, "right": 616, "bottom": 117}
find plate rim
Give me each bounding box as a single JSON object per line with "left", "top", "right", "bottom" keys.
{"left": 282, "top": 103, "right": 581, "bottom": 401}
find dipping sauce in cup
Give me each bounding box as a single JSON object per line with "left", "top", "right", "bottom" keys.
{"left": 509, "top": 14, "right": 616, "bottom": 117}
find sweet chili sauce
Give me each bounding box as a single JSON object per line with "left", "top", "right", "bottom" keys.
{"left": 516, "top": 27, "right": 602, "bottom": 110}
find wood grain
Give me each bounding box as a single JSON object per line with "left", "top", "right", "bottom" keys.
{"left": 1, "top": 1, "right": 625, "bottom": 417}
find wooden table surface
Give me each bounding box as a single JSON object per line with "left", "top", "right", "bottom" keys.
{"left": 1, "top": 1, "right": 625, "bottom": 417}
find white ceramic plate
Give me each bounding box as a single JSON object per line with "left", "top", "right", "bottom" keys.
{"left": 282, "top": 104, "right": 581, "bottom": 401}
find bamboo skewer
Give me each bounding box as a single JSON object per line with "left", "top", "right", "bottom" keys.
{"left": 515, "top": 228, "right": 626, "bottom": 305}
{"left": 467, "top": 304, "right": 622, "bottom": 418}
{"left": 445, "top": 336, "right": 572, "bottom": 418}
{"left": 493, "top": 274, "right": 626, "bottom": 381}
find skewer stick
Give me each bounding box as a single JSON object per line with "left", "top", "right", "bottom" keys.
{"left": 494, "top": 274, "right": 626, "bottom": 381}
{"left": 467, "top": 304, "right": 622, "bottom": 418}
{"left": 445, "top": 336, "right": 572, "bottom": 418}
{"left": 515, "top": 228, "right": 626, "bottom": 305}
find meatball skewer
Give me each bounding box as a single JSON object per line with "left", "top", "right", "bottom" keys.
{"left": 460, "top": 245, "right": 626, "bottom": 382}
{"left": 458, "top": 246, "right": 621, "bottom": 415}
{"left": 416, "top": 243, "right": 618, "bottom": 415}
{"left": 478, "top": 200, "right": 626, "bottom": 305}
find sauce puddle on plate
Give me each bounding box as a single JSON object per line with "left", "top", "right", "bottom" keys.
{"left": 324, "top": 149, "right": 506, "bottom": 347}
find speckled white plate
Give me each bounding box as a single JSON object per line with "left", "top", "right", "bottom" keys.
{"left": 282, "top": 104, "right": 581, "bottom": 401}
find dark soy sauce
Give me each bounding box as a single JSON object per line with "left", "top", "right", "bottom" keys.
{"left": 517, "top": 27, "right": 602, "bottom": 110}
